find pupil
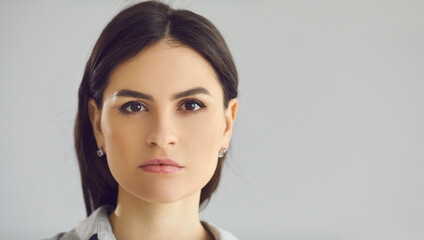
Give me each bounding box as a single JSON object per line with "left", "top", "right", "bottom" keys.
{"left": 131, "top": 103, "right": 141, "bottom": 112}
{"left": 186, "top": 103, "right": 195, "bottom": 110}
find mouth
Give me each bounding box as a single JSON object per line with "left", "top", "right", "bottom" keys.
{"left": 139, "top": 158, "right": 184, "bottom": 174}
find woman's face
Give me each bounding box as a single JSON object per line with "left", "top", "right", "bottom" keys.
{"left": 88, "top": 41, "right": 238, "bottom": 204}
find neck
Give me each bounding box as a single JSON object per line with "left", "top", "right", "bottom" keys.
{"left": 109, "top": 186, "right": 212, "bottom": 240}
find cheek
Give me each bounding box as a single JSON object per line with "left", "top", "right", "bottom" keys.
{"left": 181, "top": 110, "right": 225, "bottom": 173}
{"left": 183, "top": 111, "right": 224, "bottom": 148}
{"left": 100, "top": 111, "right": 146, "bottom": 173}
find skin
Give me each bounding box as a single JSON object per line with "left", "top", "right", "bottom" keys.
{"left": 88, "top": 40, "right": 238, "bottom": 240}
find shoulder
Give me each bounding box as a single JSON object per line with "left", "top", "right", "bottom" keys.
{"left": 43, "top": 205, "right": 115, "bottom": 240}
{"left": 43, "top": 231, "right": 81, "bottom": 240}
{"left": 201, "top": 221, "right": 239, "bottom": 240}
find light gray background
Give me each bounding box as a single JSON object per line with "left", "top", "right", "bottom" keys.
{"left": 1, "top": 0, "right": 423, "bottom": 239}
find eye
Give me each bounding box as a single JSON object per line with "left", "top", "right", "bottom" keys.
{"left": 179, "top": 99, "right": 206, "bottom": 112}
{"left": 120, "top": 101, "right": 147, "bottom": 114}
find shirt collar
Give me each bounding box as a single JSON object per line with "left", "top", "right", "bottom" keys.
{"left": 74, "top": 205, "right": 116, "bottom": 240}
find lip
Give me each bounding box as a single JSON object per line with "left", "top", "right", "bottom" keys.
{"left": 139, "top": 158, "right": 184, "bottom": 174}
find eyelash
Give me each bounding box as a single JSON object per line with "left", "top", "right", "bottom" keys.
{"left": 119, "top": 98, "right": 207, "bottom": 115}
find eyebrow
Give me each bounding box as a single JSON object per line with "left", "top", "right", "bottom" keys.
{"left": 114, "top": 87, "right": 212, "bottom": 101}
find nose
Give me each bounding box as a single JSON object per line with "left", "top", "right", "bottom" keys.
{"left": 146, "top": 112, "right": 177, "bottom": 148}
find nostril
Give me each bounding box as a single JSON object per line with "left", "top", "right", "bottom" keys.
{"left": 146, "top": 135, "right": 177, "bottom": 147}
{"left": 146, "top": 138, "right": 157, "bottom": 146}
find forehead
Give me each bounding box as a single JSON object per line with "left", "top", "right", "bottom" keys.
{"left": 103, "top": 41, "right": 222, "bottom": 101}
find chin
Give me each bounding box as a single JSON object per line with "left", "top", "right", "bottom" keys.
{"left": 120, "top": 181, "right": 199, "bottom": 204}
{"left": 116, "top": 173, "right": 208, "bottom": 205}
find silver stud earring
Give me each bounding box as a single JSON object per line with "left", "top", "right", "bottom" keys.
{"left": 218, "top": 148, "right": 228, "bottom": 158}
{"left": 97, "top": 147, "right": 105, "bottom": 157}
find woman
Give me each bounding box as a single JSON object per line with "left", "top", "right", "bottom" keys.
{"left": 48, "top": 1, "right": 239, "bottom": 240}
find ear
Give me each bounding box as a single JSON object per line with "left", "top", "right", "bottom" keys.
{"left": 88, "top": 98, "right": 105, "bottom": 150}
{"left": 222, "top": 98, "right": 239, "bottom": 148}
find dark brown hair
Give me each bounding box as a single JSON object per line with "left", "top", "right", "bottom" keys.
{"left": 74, "top": 0, "right": 238, "bottom": 216}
